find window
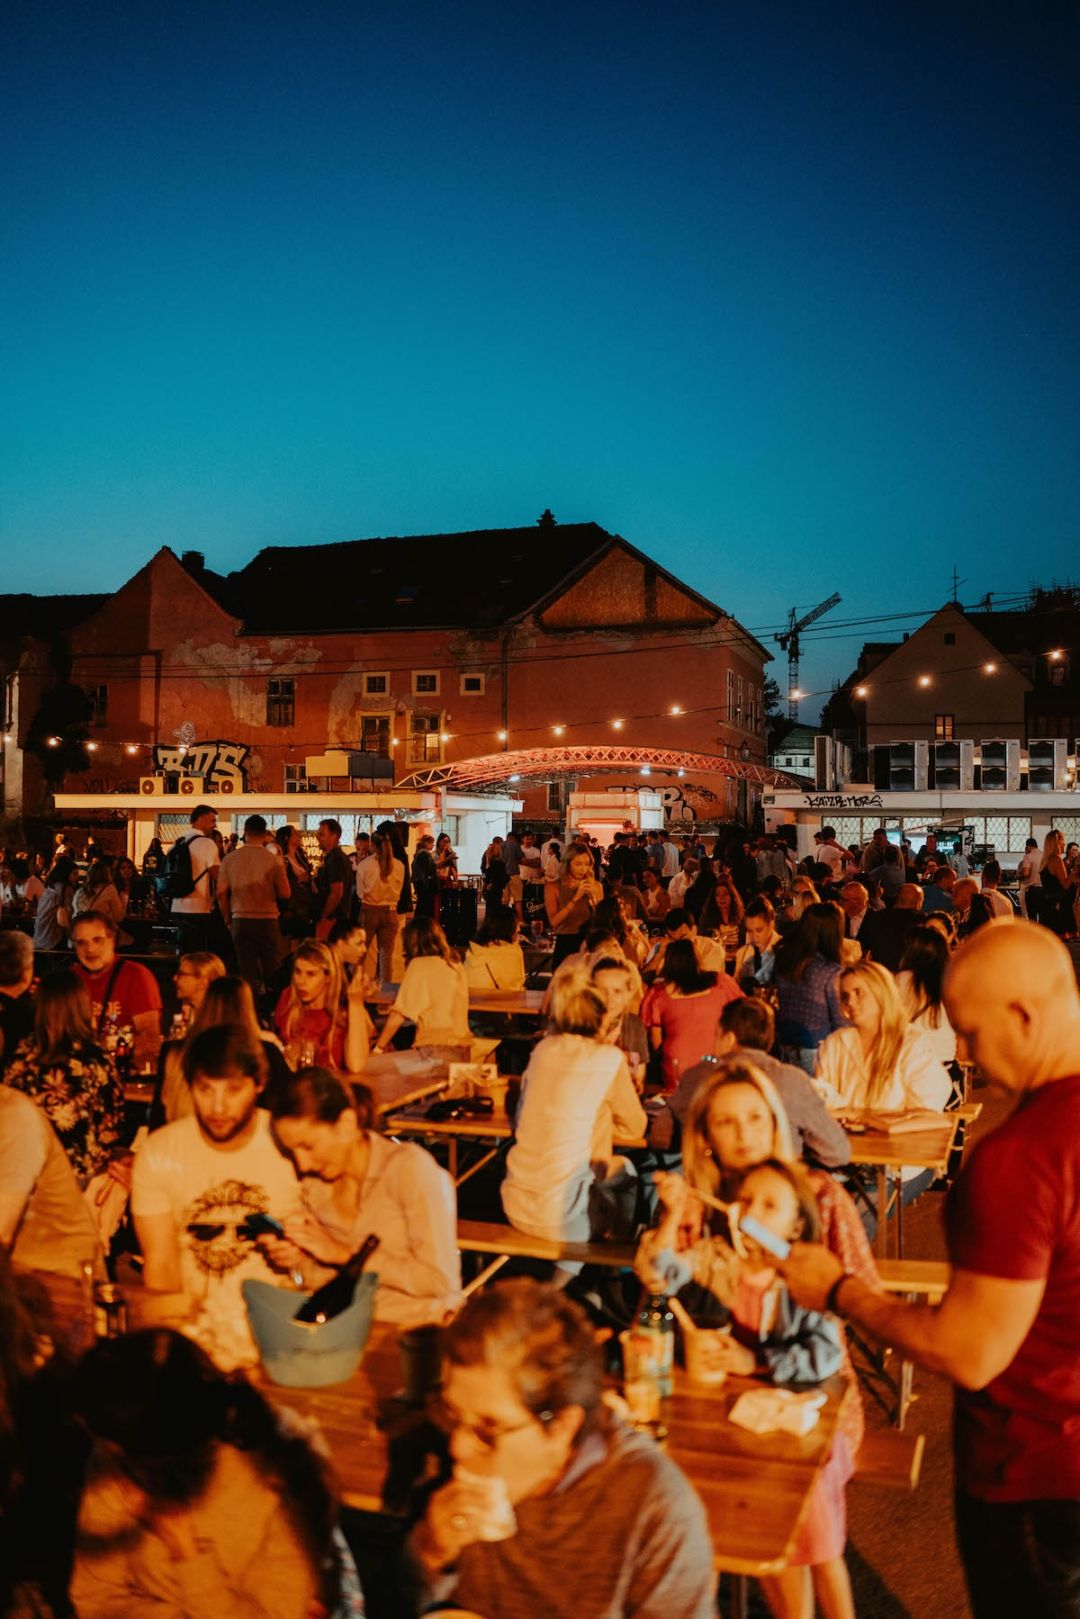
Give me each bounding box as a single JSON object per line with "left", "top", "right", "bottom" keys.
{"left": 934, "top": 714, "right": 955, "bottom": 740}
{"left": 944, "top": 632, "right": 956, "bottom": 646}
{"left": 413, "top": 671, "right": 440, "bottom": 696}
{"left": 266, "top": 677, "right": 295, "bottom": 727}
{"left": 547, "top": 780, "right": 568, "bottom": 813}
{"left": 726, "top": 669, "right": 735, "bottom": 721}
{"left": 407, "top": 712, "right": 443, "bottom": 764}
{"left": 284, "top": 762, "right": 308, "bottom": 792}
{"left": 363, "top": 672, "right": 389, "bottom": 697}
{"left": 359, "top": 714, "right": 391, "bottom": 757}
{"left": 459, "top": 672, "right": 486, "bottom": 696}
{"left": 86, "top": 683, "right": 108, "bottom": 726}
{"left": 736, "top": 674, "right": 744, "bottom": 723}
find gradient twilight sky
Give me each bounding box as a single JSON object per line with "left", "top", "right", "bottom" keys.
{"left": 3, "top": 1, "right": 1079, "bottom": 713}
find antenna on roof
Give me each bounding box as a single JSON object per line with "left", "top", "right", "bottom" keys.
{"left": 537, "top": 509, "right": 557, "bottom": 530}
{"left": 950, "top": 566, "right": 967, "bottom": 604}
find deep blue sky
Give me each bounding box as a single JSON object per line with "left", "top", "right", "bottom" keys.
{"left": 3, "top": 1, "right": 1078, "bottom": 712}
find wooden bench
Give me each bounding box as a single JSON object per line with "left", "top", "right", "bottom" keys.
{"left": 877, "top": 1258, "right": 950, "bottom": 1300}
{"left": 854, "top": 1428, "right": 925, "bottom": 1491}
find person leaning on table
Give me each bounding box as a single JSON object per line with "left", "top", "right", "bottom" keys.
{"left": 781, "top": 920, "right": 1080, "bottom": 1619}
{"left": 410, "top": 1278, "right": 716, "bottom": 1619}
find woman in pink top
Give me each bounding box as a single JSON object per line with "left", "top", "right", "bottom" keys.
{"left": 641, "top": 940, "right": 743, "bottom": 1091}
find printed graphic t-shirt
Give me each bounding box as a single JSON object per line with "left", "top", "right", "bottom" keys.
{"left": 131, "top": 1112, "right": 300, "bottom": 1369}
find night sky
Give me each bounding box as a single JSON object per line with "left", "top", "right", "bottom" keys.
{"left": 3, "top": 2, "right": 1078, "bottom": 711}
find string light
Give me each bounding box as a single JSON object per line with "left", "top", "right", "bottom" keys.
{"left": 611, "top": 719, "right": 624, "bottom": 730}
{"left": 855, "top": 685, "right": 868, "bottom": 697}
{"left": 497, "top": 729, "right": 508, "bottom": 741}
{"left": 669, "top": 704, "right": 683, "bottom": 715}
{"left": 46, "top": 736, "right": 61, "bottom": 747}
{"left": 439, "top": 732, "right": 450, "bottom": 743}
{"left": 552, "top": 725, "right": 565, "bottom": 736}
{"left": 86, "top": 741, "right": 99, "bottom": 752}
{"left": 1050, "top": 649, "right": 1064, "bottom": 661}
{"left": 124, "top": 744, "right": 140, "bottom": 755}
{"left": 789, "top": 689, "right": 804, "bottom": 702}
{"left": 983, "top": 662, "right": 997, "bottom": 673}
{"left": 918, "top": 676, "right": 932, "bottom": 687}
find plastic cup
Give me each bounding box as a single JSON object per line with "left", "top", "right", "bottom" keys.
{"left": 454, "top": 1468, "right": 517, "bottom": 1541}
{"left": 683, "top": 1328, "right": 729, "bottom": 1388}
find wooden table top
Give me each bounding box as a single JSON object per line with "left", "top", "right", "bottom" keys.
{"left": 20, "top": 1270, "right": 847, "bottom": 1578}
{"left": 837, "top": 1111, "right": 961, "bottom": 1174}
{"left": 371, "top": 983, "right": 546, "bottom": 1016}
{"left": 261, "top": 1322, "right": 849, "bottom": 1577}
{"left": 383, "top": 1110, "right": 648, "bottom": 1151}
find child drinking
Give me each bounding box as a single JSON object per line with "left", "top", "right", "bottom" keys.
{"left": 639, "top": 1157, "right": 856, "bottom": 1619}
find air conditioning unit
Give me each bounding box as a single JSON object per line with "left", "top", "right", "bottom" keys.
{"left": 139, "top": 776, "right": 165, "bottom": 796}
{"left": 932, "top": 740, "right": 975, "bottom": 792}
{"left": 873, "top": 741, "right": 928, "bottom": 792}
{"left": 979, "top": 739, "right": 1021, "bottom": 792}
{"left": 1026, "top": 738, "right": 1068, "bottom": 791}
{"left": 178, "top": 776, "right": 205, "bottom": 797}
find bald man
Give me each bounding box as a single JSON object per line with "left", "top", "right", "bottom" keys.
{"left": 782, "top": 920, "right": 1080, "bottom": 1618}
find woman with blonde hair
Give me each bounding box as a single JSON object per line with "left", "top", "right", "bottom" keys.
{"left": 501, "top": 963, "right": 646, "bottom": 1265}
{"left": 637, "top": 1060, "right": 877, "bottom": 1619}
{"left": 1039, "top": 828, "right": 1076, "bottom": 936}
{"left": 544, "top": 841, "right": 604, "bottom": 967}
{"left": 155, "top": 975, "right": 295, "bottom": 1125}
{"left": 274, "top": 940, "right": 368, "bottom": 1074}
{"left": 813, "top": 960, "right": 951, "bottom": 1125}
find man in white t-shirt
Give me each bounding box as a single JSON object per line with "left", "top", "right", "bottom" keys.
{"left": 170, "top": 803, "right": 222, "bottom": 953}
{"left": 131, "top": 1024, "right": 300, "bottom": 1369}
{"left": 815, "top": 826, "right": 848, "bottom": 881}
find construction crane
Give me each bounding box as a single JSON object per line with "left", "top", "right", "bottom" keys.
{"left": 777, "top": 594, "right": 841, "bottom": 720}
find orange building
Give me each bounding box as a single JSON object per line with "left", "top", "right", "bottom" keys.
{"left": 6, "top": 519, "right": 772, "bottom": 838}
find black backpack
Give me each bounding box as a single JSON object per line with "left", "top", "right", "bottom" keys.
{"left": 165, "top": 834, "right": 203, "bottom": 899}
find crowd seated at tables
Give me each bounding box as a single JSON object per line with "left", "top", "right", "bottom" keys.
{"left": 1, "top": 818, "right": 1078, "bottom": 1618}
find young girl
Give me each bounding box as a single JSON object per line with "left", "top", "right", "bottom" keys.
{"left": 639, "top": 1149, "right": 857, "bottom": 1619}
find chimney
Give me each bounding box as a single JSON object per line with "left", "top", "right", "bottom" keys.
{"left": 181, "top": 550, "right": 205, "bottom": 574}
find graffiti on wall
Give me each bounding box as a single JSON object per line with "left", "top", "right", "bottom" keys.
{"left": 153, "top": 740, "right": 250, "bottom": 790}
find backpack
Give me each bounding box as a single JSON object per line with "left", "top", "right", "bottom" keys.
{"left": 165, "top": 834, "right": 204, "bottom": 899}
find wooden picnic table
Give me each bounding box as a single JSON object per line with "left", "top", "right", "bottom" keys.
{"left": 838, "top": 1111, "right": 962, "bottom": 1259}
{"left": 383, "top": 1107, "right": 648, "bottom": 1185}
{"left": 262, "top": 1321, "right": 851, "bottom": 1583}
{"left": 19, "top": 1271, "right": 850, "bottom": 1591}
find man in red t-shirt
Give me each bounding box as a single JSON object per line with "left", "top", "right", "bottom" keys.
{"left": 781, "top": 920, "right": 1080, "bottom": 1618}
{"left": 72, "top": 912, "right": 163, "bottom": 1071}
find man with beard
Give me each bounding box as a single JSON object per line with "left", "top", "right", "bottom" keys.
{"left": 131, "top": 1025, "right": 299, "bottom": 1369}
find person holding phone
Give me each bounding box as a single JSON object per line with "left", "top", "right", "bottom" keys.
{"left": 545, "top": 843, "right": 604, "bottom": 967}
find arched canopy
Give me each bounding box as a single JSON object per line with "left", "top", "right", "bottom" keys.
{"left": 396, "top": 744, "right": 800, "bottom": 793}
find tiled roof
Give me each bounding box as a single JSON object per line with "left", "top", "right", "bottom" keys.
{"left": 225, "top": 522, "right": 616, "bottom": 633}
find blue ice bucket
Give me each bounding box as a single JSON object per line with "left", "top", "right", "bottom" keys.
{"left": 242, "top": 1274, "right": 378, "bottom": 1387}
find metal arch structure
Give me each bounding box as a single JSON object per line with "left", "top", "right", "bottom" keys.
{"left": 396, "top": 745, "right": 802, "bottom": 793}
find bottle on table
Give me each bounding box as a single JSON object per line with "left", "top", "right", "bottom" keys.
{"left": 293, "top": 1233, "right": 381, "bottom": 1324}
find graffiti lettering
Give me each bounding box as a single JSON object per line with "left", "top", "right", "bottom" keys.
{"left": 153, "top": 740, "right": 249, "bottom": 790}
{"left": 803, "top": 793, "right": 883, "bottom": 810}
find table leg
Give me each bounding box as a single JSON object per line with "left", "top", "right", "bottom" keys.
{"left": 875, "top": 1166, "right": 888, "bottom": 1259}
{"left": 455, "top": 1147, "right": 501, "bottom": 1189}
{"left": 448, "top": 1140, "right": 458, "bottom": 1181}
{"left": 896, "top": 1294, "right": 916, "bottom": 1429}
{"left": 894, "top": 1171, "right": 904, "bottom": 1259}
{"left": 728, "top": 1573, "right": 749, "bottom": 1619}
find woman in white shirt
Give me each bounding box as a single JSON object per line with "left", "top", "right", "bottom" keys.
{"left": 895, "top": 925, "right": 957, "bottom": 1068}
{"left": 813, "top": 960, "right": 950, "bottom": 1199}
{"left": 356, "top": 829, "right": 406, "bottom": 982}
{"left": 366, "top": 918, "right": 472, "bottom": 1096}
{"left": 502, "top": 965, "right": 646, "bottom": 1271}
{"left": 464, "top": 904, "right": 525, "bottom": 991}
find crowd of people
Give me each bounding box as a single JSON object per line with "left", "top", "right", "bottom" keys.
{"left": 1, "top": 812, "right": 1079, "bottom": 1618}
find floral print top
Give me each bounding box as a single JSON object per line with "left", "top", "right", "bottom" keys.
{"left": 4, "top": 1038, "right": 124, "bottom": 1186}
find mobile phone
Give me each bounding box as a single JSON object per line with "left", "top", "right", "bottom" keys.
{"left": 242, "top": 1213, "right": 285, "bottom": 1238}
{"left": 738, "top": 1214, "right": 791, "bottom": 1261}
